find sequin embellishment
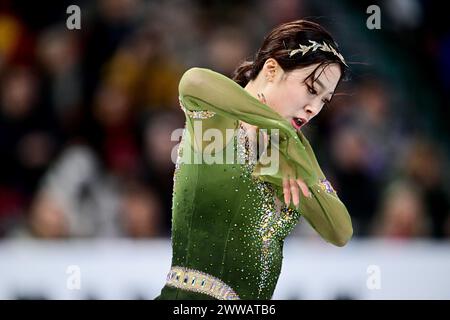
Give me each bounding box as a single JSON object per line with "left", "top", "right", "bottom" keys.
{"left": 236, "top": 122, "right": 301, "bottom": 298}
{"left": 179, "top": 96, "right": 216, "bottom": 119}
{"left": 173, "top": 128, "right": 186, "bottom": 184}
{"left": 166, "top": 266, "right": 240, "bottom": 300}
{"left": 319, "top": 178, "right": 336, "bottom": 194}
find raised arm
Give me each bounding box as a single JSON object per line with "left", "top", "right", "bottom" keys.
{"left": 178, "top": 67, "right": 352, "bottom": 246}
{"left": 296, "top": 131, "right": 353, "bottom": 246}
{"left": 178, "top": 67, "right": 317, "bottom": 185}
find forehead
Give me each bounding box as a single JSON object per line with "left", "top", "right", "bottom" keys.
{"left": 286, "top": 63, "right": 341, "bottom": 89}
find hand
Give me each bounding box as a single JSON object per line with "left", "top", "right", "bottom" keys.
{"left": 282, "top": 176, "right": 311, "bottom": 208}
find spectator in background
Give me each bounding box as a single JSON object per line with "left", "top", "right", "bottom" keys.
{"left": 26, "top": 190, "right": 69, "bottom": 239}
{"left": 371, "top": 180, "right": 430, "bottom": 239}
{"left": 91, "top": 81, "right": 140, "bottom": 178}
{"left": 140, "top": 110, "right": 185, "bottom": 235}
{"left": 0, "top": 12, "right": 35, "bottom": 69}
{"left": 0, "top": 0, "right": 448, "bottom": 242}
{"left": 101, "top": 24, "right": 185, "bottom": 112}
{"left": 36, "top": 25, "right": 83, "bottom": 139}
{"left": 81, "top": 0, "right": 141, "bottom": 104}
{"left": 402, "top": 138, "right": 450, "bottom": 238}
{"left": 328, "top": 126, "right": 379, "bottom": 237}
{"left": 120, "top": 180, "right": 164, "bottom": 238}
{"left": 321, "top": 77, "right": 410, "bottom": 237}
{"left": 331, "top": 78, "right": 409, "bottom": 180}
{"left": 0, "top": 65, "right": 60, "bottom": 236}
{"left": 8, "top": 145, "right": 120, "bottom": 238}
{"left": 204, "top": 26, "right": 251, "bottom": 77}
{"left": 9, "top": 145, "right": 165, "bottom": 239}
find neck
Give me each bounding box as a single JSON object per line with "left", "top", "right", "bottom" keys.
{"left": 241, "top": 80, "right": 262, "bottom": 133}
{"left": 244, "top": 78, "right": 262, "bottom": 98}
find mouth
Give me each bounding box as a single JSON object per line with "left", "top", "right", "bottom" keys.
{"left": 291, "top": 117, "right": 307, "bottom": 131}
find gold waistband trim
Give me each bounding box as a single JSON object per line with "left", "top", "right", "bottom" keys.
{"left": 166, "top": 266, "right": 240, "bottom": 300}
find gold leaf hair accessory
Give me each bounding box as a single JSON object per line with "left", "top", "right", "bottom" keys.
{"left": 289, "top": 40, "right": 348, "bottom": 67}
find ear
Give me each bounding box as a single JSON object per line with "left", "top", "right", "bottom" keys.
{"left": 263, "top": 58, "right": 279, "bottom": 81}
{"left": 262, "top": 58, "right": 282, "bottom": 82}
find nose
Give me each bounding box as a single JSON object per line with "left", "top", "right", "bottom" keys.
{"left": 304, "top": 98, "right": 323, "bottom": 119}
{"left": 304, "top": 104, "right": 316, "bottom": 119}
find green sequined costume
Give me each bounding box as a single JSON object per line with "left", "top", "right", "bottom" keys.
{"left": 155, "top": 67, "right": 353, "bottom": 300}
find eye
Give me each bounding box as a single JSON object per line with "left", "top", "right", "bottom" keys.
{"left": 307, "top": 84, "right": 317, "bottom": 95}
{"left": 322, "top": 98, "right": 331, "bottom": 107}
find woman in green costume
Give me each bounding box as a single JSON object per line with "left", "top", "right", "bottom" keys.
{"left": 155, "top": 20, "right": 353, "bottom": 300}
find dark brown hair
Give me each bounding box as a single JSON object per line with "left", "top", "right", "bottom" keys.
{"left": 232, "top": 20, "right": 348, "bottom": 88}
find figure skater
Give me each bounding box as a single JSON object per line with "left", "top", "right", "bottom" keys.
{"left": 155, "top": 19, "right": 353, "bottom": 300}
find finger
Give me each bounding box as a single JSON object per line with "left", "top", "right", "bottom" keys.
{"left": 290, "top": 178, "right": 300, "bottom": 207}
{"left": 296, "top": 178, "right": 311, "bottom": 198}
{"left": 259, "top": 130, "right": 269, "bottom": 152}
{"left": 282, "top": 178, "right": 290, "bottom": 205}
{"left": 262, "top": 131, "right": 269, "bottom": 147}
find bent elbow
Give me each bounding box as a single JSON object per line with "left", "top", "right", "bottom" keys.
{"left": 178, "top": 67, "right": 206, "bottom": 97}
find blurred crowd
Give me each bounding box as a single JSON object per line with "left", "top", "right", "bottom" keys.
{"left": 0, "top": 0, "right": 449, "bottom": 240}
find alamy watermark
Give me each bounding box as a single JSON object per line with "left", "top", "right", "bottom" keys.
{"left": 170, "top": 122, "right": 281, "bottom": 175}
{"left": 66, "top": 5, "right": 81, "bottom": 30}
{"left": 366, "top": 264, "right": 381, "bottom": 290}
{"left": 66, "top": 265, "right": 81, "bottom": 290}
{"left": 366, "top": 5, "right": 381, "bottom": 30}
